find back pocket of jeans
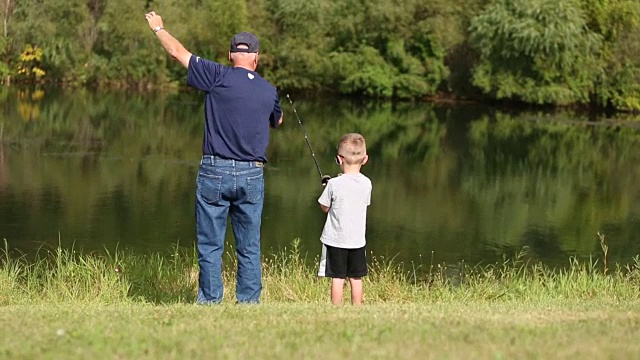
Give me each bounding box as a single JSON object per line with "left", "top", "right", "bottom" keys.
{"left": 197, "top": 173, "right": 223, "bottom": 204}
{"left": 246, "top": 173, "right": 264, "bottom": 203}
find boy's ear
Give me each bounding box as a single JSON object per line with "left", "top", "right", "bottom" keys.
{"left": 361, "top": 155, "right": 369, "bottom": 165}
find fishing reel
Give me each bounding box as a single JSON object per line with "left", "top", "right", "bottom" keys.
{"left": 321, "top": 175, "right": 331, "bottom": 186}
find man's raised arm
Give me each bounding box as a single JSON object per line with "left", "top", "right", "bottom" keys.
{"left": 145, "top": 11, "right": 192, "bottom": 68}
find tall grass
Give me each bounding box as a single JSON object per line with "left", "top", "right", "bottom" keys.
{"left": 1, "top": 238, "right": 639, "bottom": 306}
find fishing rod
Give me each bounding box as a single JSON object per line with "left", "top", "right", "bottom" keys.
{"left": 286, "top": 94, "right": 331, "bottom": 186}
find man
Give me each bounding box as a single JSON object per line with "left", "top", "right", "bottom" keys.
{"left": 145, "top": 11, "right": 283, "bottom": 304}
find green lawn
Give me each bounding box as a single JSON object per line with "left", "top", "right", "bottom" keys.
{"left": 2, "top": 301, "right": 640, "bottom": 359}
{"left": 2, "top": 241, "right": 640, "bottom": 359}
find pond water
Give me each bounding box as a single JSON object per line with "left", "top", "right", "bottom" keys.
{"left": 1, "top": 88, "right": 640, "bottom": 269}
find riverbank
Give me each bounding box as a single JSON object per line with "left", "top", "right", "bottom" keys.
{"left": 2, "top": 240, "right": 639, "bottom": 305}
{"left": 0, "top": 237, "right": 640, "bottom": 306}
{"left": 2, "top": 242, "right": 639, "bottom": 358}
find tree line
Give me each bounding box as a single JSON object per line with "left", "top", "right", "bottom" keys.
{"left": 2, "top": 0, "right": 640, "bottom": 110}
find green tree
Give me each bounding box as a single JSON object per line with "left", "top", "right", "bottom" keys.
{"left": 261, "top": 0, "right": 332, "bottom": 91}
{"left": 469, "top": 0, "right": 602, "bottom": 105}
{"left": 92, "top": 0, "right": 161, "bottom": 85}
{"left": 10, "top": 0, "right": 96, "bottom": 82}
{"left": 1, "top": 0, "right": 640, "bottom": 108}
{"left": 0, "top": 0, "right": 14, "bottom": 74}
{"left": 325, "top": 0, "right": 448, "bottom": 98}
{"left": 580, "top": 0, "right": 640, "bottom": 110}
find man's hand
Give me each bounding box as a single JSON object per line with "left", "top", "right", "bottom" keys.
{"left": 145, "top": 11, "right": 164, "bottom": 32}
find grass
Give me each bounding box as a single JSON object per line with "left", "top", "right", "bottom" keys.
{"left": 1, "top": 238, "right": 640, "bottom": 359}
{"left": 3, "top": 302, "right": 640, "bottom": 359}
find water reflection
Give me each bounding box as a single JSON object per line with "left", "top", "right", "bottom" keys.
{"left": 0, "top": 144, "right": 8, "bottom": 192}
{"left": 1, "top": 87, "right": 640, "bottom": 268}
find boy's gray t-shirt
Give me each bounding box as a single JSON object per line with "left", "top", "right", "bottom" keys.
{"left": 318, "top": 173, "right": 372, "bottom": 249}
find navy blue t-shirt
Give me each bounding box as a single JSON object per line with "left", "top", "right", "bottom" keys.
{"left": 187, "top": 54, "right": 282, "bottom": 162}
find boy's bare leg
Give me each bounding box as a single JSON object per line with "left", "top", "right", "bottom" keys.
{"left": 331, "top": 278, "right": 345, "bottom": 305}
{"left": 349, "top": 277, "right": 363, "bottom": 305}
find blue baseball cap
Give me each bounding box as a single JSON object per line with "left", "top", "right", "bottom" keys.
{"left": 230, "top": 32, "right": 259, "bottom": 53}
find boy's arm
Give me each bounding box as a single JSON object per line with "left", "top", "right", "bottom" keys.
{"left": 318, "top": 182, "right": 331, "bottom": 213}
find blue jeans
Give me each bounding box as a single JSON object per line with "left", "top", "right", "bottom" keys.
{"left": 195, "top": 156, "right": 264, "bottom": 304}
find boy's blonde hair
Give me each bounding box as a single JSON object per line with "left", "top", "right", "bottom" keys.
{"left": 337, "top": 133, "right": 367, "bottom": 165}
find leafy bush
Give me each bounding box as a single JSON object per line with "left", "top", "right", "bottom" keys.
{"left": 469, "top": 0, "right": 602, "bottom": 105}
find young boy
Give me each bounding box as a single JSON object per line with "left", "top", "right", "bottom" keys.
{"left": 317, "top": 133, "right": 372, "bottom": 305}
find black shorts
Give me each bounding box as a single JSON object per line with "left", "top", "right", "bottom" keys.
{"left": 318, "top": 244, "right": 367, "bottom": 278}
